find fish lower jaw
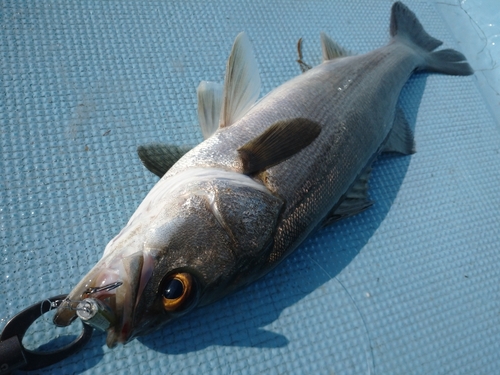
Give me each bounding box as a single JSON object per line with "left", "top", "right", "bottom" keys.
{"left": 105, "top": 324, "right": 134, "bottom": 348}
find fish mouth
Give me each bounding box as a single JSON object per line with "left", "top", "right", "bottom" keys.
{"left": 53, "top": 251, "right": 154, "bottom": 347}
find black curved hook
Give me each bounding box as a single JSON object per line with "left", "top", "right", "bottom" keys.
{"left": 0, "top": 294, "right": 93, "bottom": 374}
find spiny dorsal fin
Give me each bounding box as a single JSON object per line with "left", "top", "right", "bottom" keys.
{"left": 197, "top": 81, "right": 223, "bottom": 139}
{"left": 220, "top": 32, "right": 261, "bottom": 128}
{"left": 238, "top": 118, "right": 321, "bottom": 175}
{"left": 137, "top": 143, "right": 191, "bottom": 178}
{"left": 382, "top": 107, "right": 415, "bottom": 155}
{"left": 320, "top": 32, "right": 351, "bottom": 61}
{"left": 323, "top": 167, "right": 373, "bottom": 226}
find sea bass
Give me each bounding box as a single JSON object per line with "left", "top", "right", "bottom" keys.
{"left": 54, "top": 2, "right": 472, "bottom": 347}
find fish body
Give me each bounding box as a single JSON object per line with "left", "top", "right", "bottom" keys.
{"left": 171, "top": 41, "right": 419, "bottom": 266}
{"left": 54, "top": 2, "right": 472, "bottom": 347}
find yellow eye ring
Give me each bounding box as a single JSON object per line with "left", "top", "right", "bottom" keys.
{"left": 162, "top": 273, "right": 193, "bottom": 312}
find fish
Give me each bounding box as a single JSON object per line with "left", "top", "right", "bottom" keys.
{"left": 53, "top": 2, "right": 473, "bottom": 347}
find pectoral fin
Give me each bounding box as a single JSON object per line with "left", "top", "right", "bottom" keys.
{"left": 382, "top": 107, "right": 415, "bottom": 155}
{"left": 137, "top": 143, "right": 191, "bottom": 178}
{"left": 197, "top": 81, "right": 223, "bottom": 139}
{"left": 220, "top": 32, "right": 261, "bottom": 128}
{"left": 323, "top": 167, "right": 373, "bottom": 226}
{"left": 238, "top": 118, "right": 321, "bottom": 175}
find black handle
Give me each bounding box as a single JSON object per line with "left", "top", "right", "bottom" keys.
{"left": 0, "top": 294, "right": 93, "bottom": 373}
{"left": 0, "top": 336, "right": 26, "bottom": 374}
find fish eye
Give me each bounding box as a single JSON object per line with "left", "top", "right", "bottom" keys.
{"left": 161, "top": 273, "right": 196, "bottom": 312}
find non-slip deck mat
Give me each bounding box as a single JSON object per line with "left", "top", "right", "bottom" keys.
{"left": 1, "top": 1, "right": 499, "bottom": 374}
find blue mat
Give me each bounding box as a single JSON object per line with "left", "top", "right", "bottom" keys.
{"left": 1, "top": 1, "right": 499, "bottom": 374}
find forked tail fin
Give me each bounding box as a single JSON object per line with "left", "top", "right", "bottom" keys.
{"left": 390, "top": 1, "right": 473, "bottom": 76}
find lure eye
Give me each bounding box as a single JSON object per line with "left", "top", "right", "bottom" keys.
{"left": 162, "top": 273, "right": 195, "bottom": 312}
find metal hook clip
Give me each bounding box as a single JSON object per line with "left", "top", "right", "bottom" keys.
{"left": 0, "top": 294, "right": 93, "bottom": 374}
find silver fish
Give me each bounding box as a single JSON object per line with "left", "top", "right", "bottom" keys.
{"left": 54, "top": 2, "right": 472, "bottom": 347}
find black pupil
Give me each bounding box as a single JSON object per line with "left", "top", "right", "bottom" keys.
{"left": 163, "top": 278, "right": 184, "bottom": 299}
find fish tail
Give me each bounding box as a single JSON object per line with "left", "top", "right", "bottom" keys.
{"left": 390, "top": 1, "right": 473, "bottom": 76}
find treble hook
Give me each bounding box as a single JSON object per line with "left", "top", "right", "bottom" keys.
{"left": 84, "top": 281, "right": 123, "bottom": 296}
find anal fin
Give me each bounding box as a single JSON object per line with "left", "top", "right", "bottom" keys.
{"left": 322, "top": 167, "right": 373, "bottom": 226}
{"left": 382, "top": 107, "right": 415, "bottom": 155}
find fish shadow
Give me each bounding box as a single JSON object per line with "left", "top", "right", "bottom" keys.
{"left": 138, "top": 74, "right": 429, "bottom": 355}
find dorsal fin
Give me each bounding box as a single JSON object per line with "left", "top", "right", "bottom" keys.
{"left": 220, "top": 32, "right": 261, "bottom": 128}
{"left": 197, "top": 81, "right": 223, "bottom": 139}
{"left": 320, "top": 32, "right": 351, "bottom": 61}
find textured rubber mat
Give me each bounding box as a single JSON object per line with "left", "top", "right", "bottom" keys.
{"left": 1, "top": 1, "right": 499, "bottom": 374}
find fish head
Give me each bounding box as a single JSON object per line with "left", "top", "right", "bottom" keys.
{"left": 54, "top": 170, "right": 282, "bottom": 347}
